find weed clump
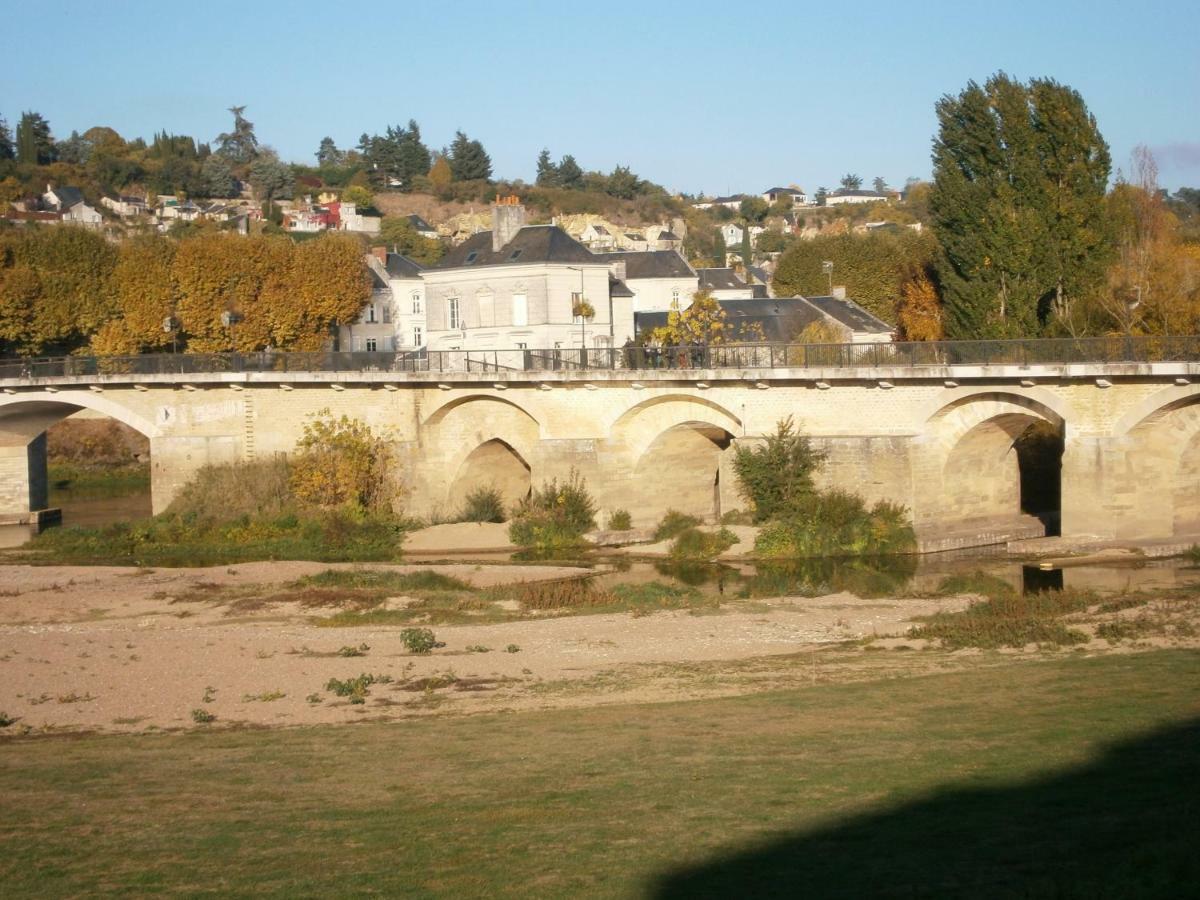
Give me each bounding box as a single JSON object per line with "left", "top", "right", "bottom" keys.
{"left": 461, "top": 486, "right": 507, "bottom": 523}
{"left": 733, "top": 417, "right": 916, "bottom": 559}
{"left": 607, "top": 509, "right": 632, "bottom": 531}
{"left": 670, "top": 527, "right": 738, "bottom": 560}
{"left": 191, "top": 708, "right": 216, "bottom": 724}
{"left": 909, "top": 587, "right": 1096, "bottom": 649}
{"left": 653, "top": 510, "right": 702, "bottom": 542}
{"left": 508, "top": 470, "right": 597, "bottom": 550}
{"left": 325, "top": 673, "right": 392, "bottom": 703}
{"left": 401, "top": 628, "right": 440, "bottom": 654}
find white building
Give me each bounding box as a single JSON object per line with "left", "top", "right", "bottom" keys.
{"left": 719, "top": 222, "right": 765, "bottom": 249}
{"left": 825, "top": 189, "right": 891, "bottom": 206}
{"left": 423, "top": 199, "right": 635, "bottom": 355}
{"left": 42, "top": 184, "right": 102, "bottom": 228}
{"left": 599, "top": 250, "right": 697, "bottom": 313}
{"left": 338, "top": 249, "right": 426, "bottom": 353}
{"left": 761, "top": 186, "right": 808, "bottom": 206}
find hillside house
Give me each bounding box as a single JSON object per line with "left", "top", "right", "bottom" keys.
{"left": 404, "top": 214, "right": 438, "bottom": 239}
{"left": 423, "top": 198, "right": 635, "bottom": 354}
{"left": 761, "top": 186, "right": 808, "bottom": 206}
{"left": 600, "top": 250, "right": 697, "bottom": 313}
{"left": 719, "top": 222, "right": 765, "bottom": 249}
{"left": 691, "top": 194, "right": 746, "bottom": 211}
{"left": 697, "top": 267, "right": 762, "bottom": 300}
{"left": 100, "top": 195, "right": 148, "bottom": 217}
{"left": 42, "top": 184, "right": 102, "bottom": 228}
{"left": 579, "top": 222, "right": 615, "bottom": 250}
{"left": 825, "top": 189, "right": 891, "bottom": 206}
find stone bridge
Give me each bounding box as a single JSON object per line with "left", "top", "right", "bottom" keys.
{"left": 3, "top": 353, "right": 1200, "bottom": 552}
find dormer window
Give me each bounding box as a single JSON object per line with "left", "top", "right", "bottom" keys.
{"left": 464, "top": 251, "right": 479, "bottom": 265}
{"left": 508, "top": 249, "right": 522, "bottom": 261}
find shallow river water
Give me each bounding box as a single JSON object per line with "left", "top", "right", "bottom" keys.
{"left": 4, "top": 489, "right": 1199, "bottom": 597}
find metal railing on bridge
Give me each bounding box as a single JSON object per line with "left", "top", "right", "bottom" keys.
{"left": 2, "top": 335, "right": 1200, "bottom": 381}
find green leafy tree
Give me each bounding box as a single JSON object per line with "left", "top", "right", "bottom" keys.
{"left": 814, "top": 186, "right": 828, "bottom": 206}
{"left": 376, "top": 217, "right": 444, "bottom": 266}
{"left": 872, "top": 176, "right": 889, "bottom": 194}
{"left": 249, "top": 149, "right": 294, "bottom": 212}
{"left": 930, "top": 73, "right": 1111, "bottom": 338}
{"left": 840, "top": 174, "right": 863, "bottom": 190}
{"left": 535, "top": 148, "right": 558, "bottom": 187}
{"left": 447, "top": 130, "right": 492, "bottom": 182}
{"left": 216, "top": 105, "right": 259, "bottom": 165}
{"left": 739, "top": 197, "right": 769, "bottom": 223}
{"left": 16, "top": 111, "right": 54, "bottom": 165}
{"left": 316, "top": 136, "right": 341, "bottom": 167}
{"left": 200, "top": 155, "right": 237, "bottom": 198}
{"left": 606, "top": 165, "right": 640, "bottom": 199}
{"left": 557, "top": 154, "right": 583, "bottom": 189}
{"left": 713, "top": 229, "right": 727, "bottom": 266}
{"left": 0, "top": 115, "right": 13, "bottom": 160}
{"left": 732, "top": 416, "right": 826, "bottom": 523}
{"left": 772, "top": 230, "right": 934, "bottom": 322}
{"left": 342, "top": 184, "right": 373, "bottom": 208}
{"left": 56, "top": 130, "right": 92, "bottom": 165}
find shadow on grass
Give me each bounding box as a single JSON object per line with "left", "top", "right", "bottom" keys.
{"left": 652, "top": 716, "right": 1200, "bottom": 898}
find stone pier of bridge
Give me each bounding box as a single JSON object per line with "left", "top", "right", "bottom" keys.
{"left": 2, "top": 361, "right": 1199, "bottom": 552}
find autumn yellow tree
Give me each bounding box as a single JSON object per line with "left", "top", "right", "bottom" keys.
{"left": 0, "top": 226, "right": 117, "bottom": 354}
{"left": 172, "top": 233, "right": 291, "bottom": 351}
{"left": 288, "top": 412, "right": 393, "bottom": 510}
{"left": 91, "top": 235, "right": 178, "bottom": 354}
{"left": 895, "top": 270, "right": 944, "bottom": 341}
{"left": 652, "top": 290, "right": 728, "bottom": 345}
{"left": 271, "top": 233, "right": 371, "bottom": 350}
{"left": 0, "top": 262, "right": 40, "bottom": 355}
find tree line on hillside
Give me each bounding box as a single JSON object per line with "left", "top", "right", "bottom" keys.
{"left": 0, "top": 227, "right": 369, "bottom": 357}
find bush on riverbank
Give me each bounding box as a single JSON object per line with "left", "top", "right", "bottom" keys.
{"left": 27, "top": 414, "right": 409, "bottom": 565}
{"left": 735, "top": 418, "right": 916, "bottom": 558}
{"left": 508, "top": 470, "right": 596, "bottom": 551}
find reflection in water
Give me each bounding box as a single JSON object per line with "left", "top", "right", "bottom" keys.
{"left": 0, "top": 490, "right": 153, "bottom": 550}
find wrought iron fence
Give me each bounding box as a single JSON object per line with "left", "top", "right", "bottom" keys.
{"left": 2, "top": 336, "right": 1199, "bottom": 381}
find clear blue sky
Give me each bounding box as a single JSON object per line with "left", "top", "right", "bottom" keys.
{"left": 6, "top": 0, "right": 1199, "bottom": 193}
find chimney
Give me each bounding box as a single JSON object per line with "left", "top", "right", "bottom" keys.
{"left": 609, "top": 260, "right": 627, "bottom": 281}
{"left": 831, "top": 285, "right": 847, "bottom": 300}
{"left": 371, "top": 246, "right": 387, "bottom": 264}
{"left": 491, "top": 194, "right": 526, "bottom": 251}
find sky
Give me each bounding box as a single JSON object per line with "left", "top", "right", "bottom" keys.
{"left": 5, "top": 0, "right": 1199, "bottom": 194}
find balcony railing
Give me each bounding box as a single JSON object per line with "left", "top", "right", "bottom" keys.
{"left": 2, "top": 336, "right": 1199, "bottom": 381}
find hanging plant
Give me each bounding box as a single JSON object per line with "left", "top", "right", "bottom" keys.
{"left": 572, "top": 298, "right": 595, "bottom": 320}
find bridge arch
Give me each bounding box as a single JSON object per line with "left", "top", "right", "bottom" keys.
{"left": 419, "top": 395, "right": 542, "bottom": 514}
{"left": 0, "top": 391, "right": 160, "bottom": 441}
{"left": 0, "top": 392, "right": 159, "bottom": 520}
{"left": 607, "top": 396, "right": 741, "bottom": 525}
{"left": 1118, "top": 395, "right": 1200, "bottom": 536}
{"left": 917, "top": 392, "right": 1067, "bottom": 537}
{"left": 447, "top": 438, "right": 532, "bottom": 512}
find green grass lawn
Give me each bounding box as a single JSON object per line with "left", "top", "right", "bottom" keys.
{"left": 1, "top": 650, "right": 1197, "bottom": 897}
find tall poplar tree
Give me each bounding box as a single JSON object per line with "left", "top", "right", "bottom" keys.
{"left": 930, "top": 73, "right": 1110, "bottom": 338}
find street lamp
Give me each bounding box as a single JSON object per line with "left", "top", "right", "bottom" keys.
{"left": 162, "top": 315, "right": 180, "bottom": 354}
{"left": 565, "top": 265, "right": 593, "bottom": 353}
{"left": 221, "top": 310, "right": 244, "bottom": 353}
{"left": 821, "top": 260, "right": 834, "bottom": 295}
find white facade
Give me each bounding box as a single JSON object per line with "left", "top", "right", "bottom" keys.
{"left": 825, "top": 190, "right": 890, "bottom": 206}
{"left": 62, "top": 203, "right": 103, "bottom": 227}
{"left": 424, "top": 263, "right": 632, "bottom": 352}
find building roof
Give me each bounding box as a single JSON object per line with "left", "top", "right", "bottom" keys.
{"left": 406, "top": 214, "right": 435, "bottom": 232}
{"left": 587, "top": 224, "right": 610, "bottom": 235}
{"left": 49, "top": 185, "right": 85, "bottom": 209}
{"left": 435, "top": 225, "right": 597, "bottom": 269}
{"left": 747, "top": 265, "right": 771, "bottom": 285}
{"left": 624, "top": 232, "right": 645, "bottom": 241}
{"left": 763, "top": 186, "right": 804, "bottom": 195}
{"left": 802, "top": 295, "right": 893, "bottom": 334}
{"left": 609, "top": 276, "right": 635, "bottom": 298}
{"left": 697, "top": 268, "right": 748, "bottom": 291}
{"left": 657, "top": 230, "right": 680, "bottom": 241}
{"left": 385, "top": 252, "right": 424, "bottom": 279}
{"left": 634, "top": 297, "right": 823, "bottom": 342}
{"left": 602, "top": 249, "right": 694, "bottom": 280}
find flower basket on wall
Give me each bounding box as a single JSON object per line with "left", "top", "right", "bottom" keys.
{"left": 572, "top": 299, "right": 596, "bottom": 320}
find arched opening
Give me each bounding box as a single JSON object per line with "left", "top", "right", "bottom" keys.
{"left": 0, "top": 399, "right": 155, "bottom": 545}
{"left": 941, "top": 413, "right": 1064, "bottom": 538}
{"left": 633, "top": 422, "right": 734, "bottom": 526}
{"left": 447, "top": 439, "right": 532, "bottom": 515}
